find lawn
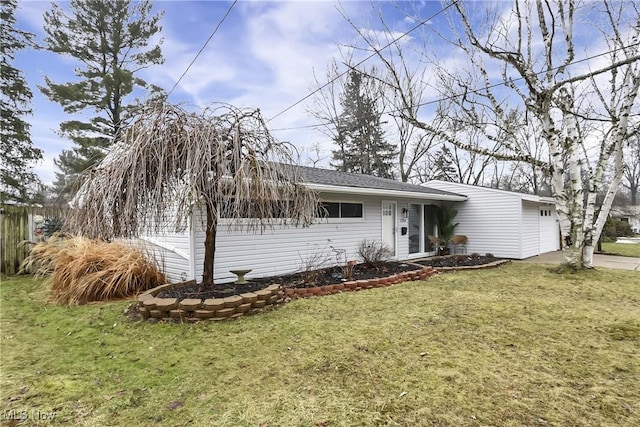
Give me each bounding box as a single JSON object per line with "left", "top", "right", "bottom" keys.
{"left": 601, "top": 241, "right": 640, "bottom": 258}
{"left": 1, "top": 264, "right": 639, "bottom": 426}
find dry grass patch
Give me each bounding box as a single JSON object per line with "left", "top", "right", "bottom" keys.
{"left": 21, "top": 234, "right": 165, "bottom": 305}
{"left": 1, "top": 264, "right": 638, "bottom": 426}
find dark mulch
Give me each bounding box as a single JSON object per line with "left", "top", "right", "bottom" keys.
{"left": 157, "top": 261, "right": 422, "bottom": 300}
{"left": 414, "top": 254, "right": 501, "bottom": 268}
{"left": 158, "top": 257, "right": 504, "bottom": 300}
{"left": 158, "top": 281, "right": 267, "bottom": 301}
{"left": 251, "top": 261, "right": 422, "bottom": 288}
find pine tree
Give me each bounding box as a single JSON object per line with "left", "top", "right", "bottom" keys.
{"left": 429, "top": 146, "right": 457, "bottom": 181}
{"left": 40, "top": 0, "right": 165, "bottom": 199}
{"left": 331, "top": 70, "right": 397, "bottom": 178}
{"left": 0, "top": 0, "right": 43, "bottom": 204}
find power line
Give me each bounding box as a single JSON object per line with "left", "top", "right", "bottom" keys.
{"left": 167, "top": 0, "right": 238, "bottom": 97}
{"left": 266, "top": 0, "right": 460, "bottom": 123}
{"left": 268, "top": 42, "right": 640, "bottom": 133}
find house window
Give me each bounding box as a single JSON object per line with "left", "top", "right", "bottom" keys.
{"left": 341, "top": 203, "right": 363, "bottom": 218}
{"left": 318, "top": 202, "right": 364, "bottom": 219}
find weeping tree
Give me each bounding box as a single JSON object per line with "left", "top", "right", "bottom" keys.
{"left": 67, "top": 103, "right": 319, "bottom": 287}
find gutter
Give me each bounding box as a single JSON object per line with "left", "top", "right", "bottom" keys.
{"left": 305, "top": 183, "right": 468, "bottom": 202}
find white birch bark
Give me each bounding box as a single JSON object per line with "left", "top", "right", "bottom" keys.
{"left": 356, "top": 0, "right": 640, "bottom": 269}
{"left": 585, "top": 70, "right": 640, "bottom": 266}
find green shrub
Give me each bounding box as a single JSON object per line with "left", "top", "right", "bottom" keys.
{"left": 602, "top": 217, "right": 633, "bottom": 242}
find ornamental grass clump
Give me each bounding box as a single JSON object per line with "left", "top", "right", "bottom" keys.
{"left": 21, "top": 234, "right": 165, "bottom": 305}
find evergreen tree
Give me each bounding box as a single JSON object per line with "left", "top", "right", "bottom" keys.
{"left": 40, "top": 0, "right": 165, "bottom": 199}
{"left": 1, "top": 0, "right": 43, "bottom": 204}
{"left": 331, "top": 70, "right": 396, "bottom": 178}
{"left": 429, "top": 146, "right": 457, "bottom": 181}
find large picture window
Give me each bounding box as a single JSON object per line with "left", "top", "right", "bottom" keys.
{"left": 318, "top": 202, "right": 364, "bottom": 219}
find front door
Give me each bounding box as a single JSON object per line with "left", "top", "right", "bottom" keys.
{"left": 382, "top": 202, "right": 396, "bottom": 257}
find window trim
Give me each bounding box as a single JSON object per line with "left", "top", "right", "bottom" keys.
{"left": 316, "top": 201, "right": 365, "bottom": 223}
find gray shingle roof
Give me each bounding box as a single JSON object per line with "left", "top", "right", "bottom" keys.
{"left": 291, "top": 165, "right": 465, "bottom": 198}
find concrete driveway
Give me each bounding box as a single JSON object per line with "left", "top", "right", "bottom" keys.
{"left": 520, "top": 251, "right": 640, "bottom": 271}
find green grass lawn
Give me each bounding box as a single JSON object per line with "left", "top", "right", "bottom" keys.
{"left": 601, "top": 241, "right": 640, "bottom": 258}
{"left": 1, "top": 264, "right": 639, "bottom": 426}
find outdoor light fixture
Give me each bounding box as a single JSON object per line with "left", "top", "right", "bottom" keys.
{"left": 402, "top": 207, "right": 409, "bottom": 218}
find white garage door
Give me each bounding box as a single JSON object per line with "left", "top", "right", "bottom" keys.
{"left": 539, "top": 207, "right": 559, "bottom": 253}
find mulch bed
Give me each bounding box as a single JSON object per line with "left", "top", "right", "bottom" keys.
{"left": 158, "top": 257, "right": 506, "bottom": 300}
{"left": 414, "top": 254, "right": 502, "bottom": 268}
{"left": 157, "top": 261, "right": 422, "bottom": 300}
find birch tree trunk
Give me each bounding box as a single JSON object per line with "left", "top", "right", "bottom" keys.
{"left": 352, "top": 0, "right": 640, "bottom": 269}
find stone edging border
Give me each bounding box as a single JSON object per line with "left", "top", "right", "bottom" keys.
{"left": 433, "top": 259, "right": 511, "bottom": 272}
{"left": 136, "top": 260, "right": 510, "bottom": 322}
{"left": 137, "top": 280, "right": 285, "bottom": 322}
{"left": 284, "top": 265, "right": 437, "bottom": 299}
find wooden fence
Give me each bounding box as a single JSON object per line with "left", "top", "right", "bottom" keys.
{"left": 0, "top": 205, "right": 67, "bottom": 275}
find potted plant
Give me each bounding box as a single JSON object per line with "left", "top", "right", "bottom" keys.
{"left": 435, "top": 205, "right": 459, "bottom": 256}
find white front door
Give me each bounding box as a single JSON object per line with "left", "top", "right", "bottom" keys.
{"left": 382, "top": 202, "right": 396, "bottom": 257}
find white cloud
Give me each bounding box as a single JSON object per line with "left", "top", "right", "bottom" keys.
{"left": 358, "top": 28, "right": 413, "bottom": 49}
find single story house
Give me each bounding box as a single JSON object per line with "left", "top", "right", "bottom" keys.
{"left": 424, "top": 180, "right": 560, "bottom": 259}
{"left": 609, "top": 205, "right": 640, "bottom": 234}
{"left": 142, "top": 167, "right": 559, "bottom": 283}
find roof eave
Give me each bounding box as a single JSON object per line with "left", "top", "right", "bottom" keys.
{"left": 306, "top": 183, "right": 468, "bottom": 201}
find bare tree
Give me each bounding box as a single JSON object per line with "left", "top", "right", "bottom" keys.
{"left": 309, "top": 59, "right": 396, "bottom": 177}
{"left": 308, "top": 59, "right": 347, "bottom": 165}
{"left": 383, "top": 41, "right": 440, "bottom": 182}
{"left": 67, "top": 103, "right": 319, "bottom": 287}
{"left": 355, "top": 0, "right": 640, "bottom": 268}
{"left": 622, "top": 134, "right": 640, "bottom": 204}
{"left": 300, "top": 142, "right": 330, "bottom": 168}
{"left": 309, "top": 49, "right": 439, "bottom": 182}
{"left": 494, "top": 112, "right": 551, "bottom": 194}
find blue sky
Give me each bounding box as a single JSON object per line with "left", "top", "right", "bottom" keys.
{"left": 13, "top": 0, "right": 633, "bottom": 187}
{"left": 14, "top": 0, "right": 445, "bottom": 185}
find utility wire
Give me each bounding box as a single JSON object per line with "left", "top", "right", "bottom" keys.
{"left": 167, "top": 0, "right": 238, "bottom": 97}
{"left": 268, "top": 41, "right": 640, "bottom": 133}
{"left": 266, "top": 0, "right": 460, "bottom": 123}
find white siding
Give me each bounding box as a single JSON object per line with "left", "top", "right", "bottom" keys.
{"left": 521, "top": 202, "right": 540, "bottom": 258}
{"left": 192, "top": 193, "right": 384, "bottom": 283}
{"left": 425, "top": 182, "right": 524, "bottom": 258}
{"left": 138, "top": 233, "right": 192, "bottom": 283}
{"left": 135, "top": 200, "right": 195, "bottom": 283}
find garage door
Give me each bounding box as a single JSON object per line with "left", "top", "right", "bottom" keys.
{"left": 539, "top": 207, "right": 559, "bottom": 253}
